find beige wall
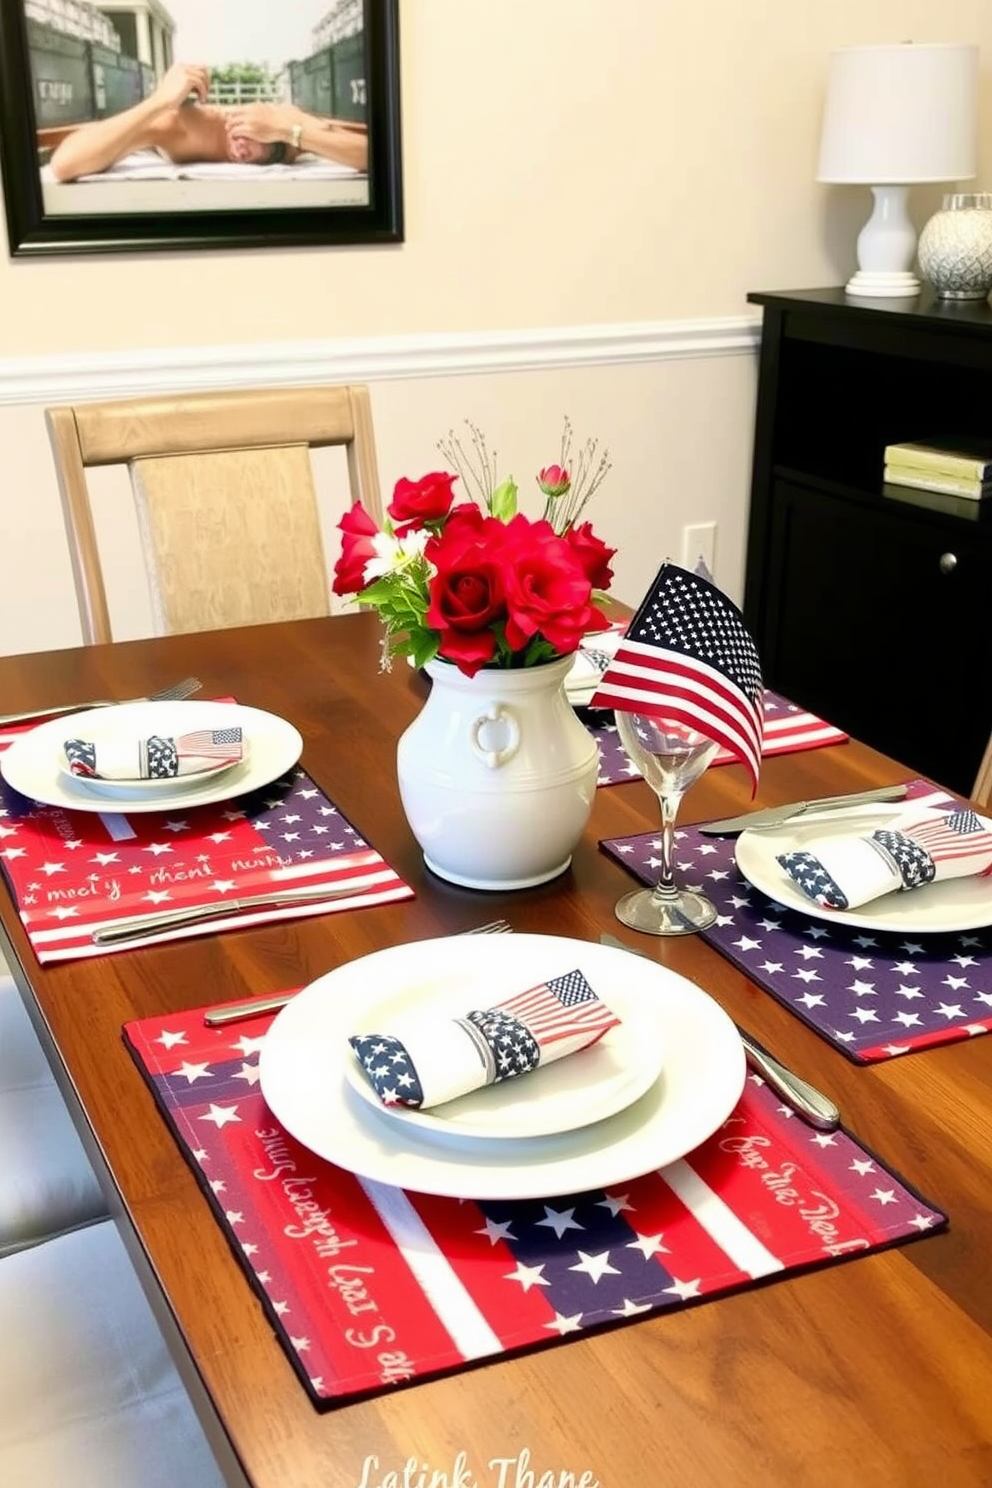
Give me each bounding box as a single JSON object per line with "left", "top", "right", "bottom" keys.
{"left": 0, "top": 356, "right": 758, "bottom": 654}
{"left": 4, "top": 0, "right": 992, "bottom": 351}
{"left": 1, "top": 0, "right": 991, "bottom": 655}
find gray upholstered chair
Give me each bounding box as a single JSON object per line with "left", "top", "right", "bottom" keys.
{"left": 0, "top": 1219, "right": 224, "bottom": 1487}
{"left": 0, "top": 977, "right": 105, "bottom": 1256}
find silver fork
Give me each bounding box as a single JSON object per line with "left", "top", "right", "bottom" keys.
{"left": 0, "top": 676, "right": 202, "bottom": 727}
{"left": 202, "top": 919, "right": 513, "bottom": 1026}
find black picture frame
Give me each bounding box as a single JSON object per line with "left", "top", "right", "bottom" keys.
{"left": 0, "top": 0, "right": 402, "bottom": 256}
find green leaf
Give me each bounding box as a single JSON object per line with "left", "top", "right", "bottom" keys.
{"left": 410, "top": 632, "right": 440, "bottom": 669}
{"left": 357, "top": 577, "right": 398, "bottom": 606}
{"left": 489, "top": 477, "right": 518, "bottom": 522}
{"left": 523, "top": 637, "right": 558, "bottom": 666}
{"left": 488, "top": 622, "right": 514, "bottom": 667}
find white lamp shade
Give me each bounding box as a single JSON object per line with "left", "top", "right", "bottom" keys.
{"left": 817, "top": 42, "right": 978, "bottom": 184}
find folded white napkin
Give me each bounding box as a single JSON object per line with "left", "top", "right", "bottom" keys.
{"left": 776, "top": 805, "right": 992, "bottom": 910}
{"left": 567, "top": 632, "right": 623, "bottom": 694}
{"left": 62, "top": 724, "right": 244, "bottom": 781}
{"left": 349, "top": 968, "right": 620, "bottom": 1110}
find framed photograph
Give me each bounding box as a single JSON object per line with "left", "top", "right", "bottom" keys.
{"left": 0, "top": 0, "right": 402, "bottom": 255}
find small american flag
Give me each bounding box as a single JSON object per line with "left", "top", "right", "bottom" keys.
{"left": 893, "top": 809, "right": 992, "bottom": 865}
{"left": 590, "top": 562, "right": 764, "bottom": 790}
{"left": 870, "top": 808, "right": 992, "bottom": 896}
{"left": 177, "top": 727, "right": 243, "bottom": 754}
{"left": 486, "top": 967, "right": 620, "bottom": 1049}
{"left": 142, "top": 727, "right": 244, "bottom": 779}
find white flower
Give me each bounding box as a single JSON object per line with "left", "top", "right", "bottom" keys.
{"left": 362, "top": 528, "right": 431, "bottom": 583}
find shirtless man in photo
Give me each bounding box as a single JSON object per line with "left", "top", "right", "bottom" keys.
{"left": 49, "top": 61, "right": 368, "bottom": 182}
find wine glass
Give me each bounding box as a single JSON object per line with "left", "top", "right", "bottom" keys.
{"left": 614, "top": 710, "right": 720, "bottom": 936}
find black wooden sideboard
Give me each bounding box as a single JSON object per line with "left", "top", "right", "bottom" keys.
{"left": 744, "top": 286, "right": 992, "bottom": 796}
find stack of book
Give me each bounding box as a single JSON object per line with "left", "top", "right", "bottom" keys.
{"left": 883, "top": 437, "right": 992, "bottom": 500}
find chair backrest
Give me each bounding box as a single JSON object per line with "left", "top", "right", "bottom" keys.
{"left": 46, "top": 384, "right": 382, "bottom": 644}
{"left": 973, "top": 735, "right": 992, "bottom": 810}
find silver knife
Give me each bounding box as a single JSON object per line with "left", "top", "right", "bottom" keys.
{"left": 204, "top": 991, "right": 302, "bottom": 1026}
{"left": 91, "top": 881, "right": 369, "bottom": 946}
{"left": 599, "top": 932, "right": 840, "bottom": 1130}
{"left": 696, "top": 784, "right": 909, "bottom": 836}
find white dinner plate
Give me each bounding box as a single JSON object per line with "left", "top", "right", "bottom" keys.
{"left": 342, "top": 974, "right": 667, "bottom": 1140}
{"left": 736, "top": 802, "right": 992, "bottom": 934}
{"left": 258, "top": 933, "right": 746, "bottom": 1200}
{"left": 0, "top": 700, "right": 303, "bottom": 814}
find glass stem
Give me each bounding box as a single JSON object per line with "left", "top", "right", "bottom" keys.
{"left": 650, "top": 791, "right": 683, "bottom": 905}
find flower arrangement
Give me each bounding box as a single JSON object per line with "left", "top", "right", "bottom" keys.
{"left": 332, "top": 419, "right": 616, "bottom": 677}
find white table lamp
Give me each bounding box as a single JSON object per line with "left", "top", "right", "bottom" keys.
{"left": 817, "top": 42, "right": 978, "bottom": 298}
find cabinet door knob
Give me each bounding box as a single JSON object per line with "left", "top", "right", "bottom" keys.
{"left": 939, "top": 552, "right": 958, "bottom": 575}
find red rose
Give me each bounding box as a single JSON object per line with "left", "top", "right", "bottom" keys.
{"left": 425, "top": 516, "right": 509, "bottom": 675}
{"left": 564, "top": 521, "right": 616, "bottom": 590}
{"left": 499, "top": 514, "right": 599, "bottom": 655}
{"left": 331, "top": 501, "right": 380, "bottom": 596}
{"left": 388, "top": 471, "right": 457, "bottom": 533}
{"left": 423, "top": 501, "right": 486, "bottom": 549}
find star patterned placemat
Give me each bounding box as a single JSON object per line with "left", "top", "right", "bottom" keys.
{"left": 0, "top": 715, "right": 412, "bottom": 960}
{"left": 588, "top": 690, "right": 848, "bottom": 787}
{"left": 123, "top": 993, "right": 946, "bottom": 1409}
{"left": 600, "top": 782, "right": 992, "bottom": 1062}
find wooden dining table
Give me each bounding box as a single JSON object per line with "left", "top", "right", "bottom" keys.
{"left": 0, "top": 611, "right": 990, "bottom": 1488}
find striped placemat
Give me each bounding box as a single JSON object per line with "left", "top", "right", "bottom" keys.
{"left": 123, "top": 992, "right": 946, "bottom": 1407}
{"left": 0, "top": 723, "right": 412, "bottom": 960}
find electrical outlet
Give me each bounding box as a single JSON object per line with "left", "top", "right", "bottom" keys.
{"left": 681, "top": 521, "right": 717, "bottom": 576}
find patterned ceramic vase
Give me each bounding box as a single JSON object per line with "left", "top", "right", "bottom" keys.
{"left": 396, "top": 655, "right": 599, "bottom": 890}
{"left": 918, "top": 193, "right": 992, "bottom": 301}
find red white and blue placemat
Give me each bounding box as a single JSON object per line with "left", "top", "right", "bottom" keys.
{"left": 600, "top": 781, "right": 992, "bottom": 1063}
{"left": 124, "top": 994, "right": 946, "bottom": 1408}
{"left": 0, "top": 718, "right": 412, "bottom": 960}
{"left": 588, "top": 691, "right": 848, "bottom": 788}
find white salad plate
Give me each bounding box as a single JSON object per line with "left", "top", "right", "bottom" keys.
{"left": 258, "top": 933, "right": 746, "bottom": 1201}
{"left": 0, "top": 700, "right": 302, "bottom": 814}
{"left": 735, "top": 800, "right": 992, "bottom": 934}
{"left": 342, "top": 974, "right": 667, "bottom": 1140}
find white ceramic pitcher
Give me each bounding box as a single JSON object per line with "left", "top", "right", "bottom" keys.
{"left": 396, "top": 655, "right": 600, "bottom": 890}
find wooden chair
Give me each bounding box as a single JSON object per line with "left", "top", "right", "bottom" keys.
{"left": 973, "top": 735, "right": 992, "bottom": 810}
{"left": 46, "top": 384, "right": 383, "bottom": 644}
